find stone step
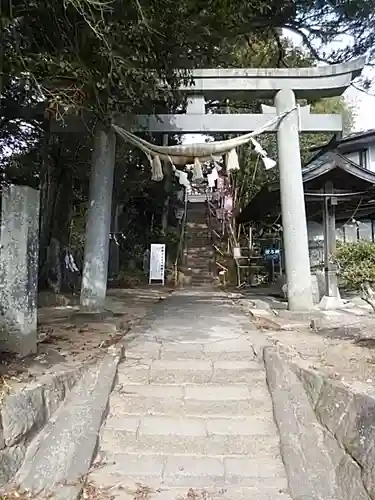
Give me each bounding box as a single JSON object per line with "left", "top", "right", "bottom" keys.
{"left": 117, "top": 359, "right": 265, "bottom": 385}
{"left": 186, "top": 257, "right": 212, "bottom": 260}
{"left": 184, "top": 261, "right": 212, "bottom": 266}
{"left": 186, "top": 243, "right": 211, "bottom": 248}
{"left": 186, "top": 259, "right": 213, "bottom": 266}
{"left": 186, "top": 261, "right": 212, "bottom": 266}
{"left": 186, "top": 239, "right": 211, "bottom": 245}
{"left": 186, "top": 270, "right": 213, "bottom": 277}
{"left": 187, "top": 266, "right": 213, "bottom": 273}
{"left": 187, "top": 266, "right": 213, "bottom": 278}
{"left": 188, "top": 262, "right": 215, "bottom": 268}
{"left": 186, "top": 253, "right": 213, "bottom": 258}
{"left": 191, "top": 279, "right": 215, "bottom": 283}
{"left": 186, "top": 248, "right": 213, "bottom": 254}
{"left": 186, "top": 224, "right": 209, "bottom": 230}
{"left": 189, "top": 274, "right": 213, "bottom": 280}
{"left": 89, "top": 454, "right": 288, "bottom": 492}
{"left": 124, "top": 339, "right": 259, "bottom": 362}
{"left": 186, "top": 271, "right": 213, "bottom": 276}
{"left": 188, "top": 270, "right": 214, "bottom": 276}
{"left": 187, "top": 240, "right": 211, "bottom": 246}
{"left": 181, "top": 269, "right": 213, "bottom": 276}
{"left": 101, "top": 413, "right": 281, "bottom": 457}
{"left": 187, "top": 249, "right": 213, "bottom": 255}
{"left": 187, "top": 237, "right": 211, "bottom": 241}
{"left": 192, "top": 281, "right": 215, "bottom": 286}
{"left": 187, "top": 251, "right": 212, "bottom": 257}
{"left": 190, "top": 278, "right": 214, "bottom": 284}
{"left": 186, "top": 233, "right": 209, "bottom": 238}
{"left": 186, "top": 228, "right": 209, "bottom": 233}
{"left": 87, "top": 480, "right": 291, "bottom": 500}
{"left": 109, "top": 384, "right": 273, "bottom": 417}
{"left": 186, "top": 223, "right": 208, "bottom": 228}
{"left": 188, "top": 269, "right": 213, "bottom": 272}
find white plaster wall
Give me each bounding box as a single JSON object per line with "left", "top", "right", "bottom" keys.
{"left": 344, "top": 145, "right": 375, "bottom": 172}
{"left": 307, "top": 220, "right": 372, "bottom": 245}
{"left": 307, "top": 221, "right": 324, "bottom": 243}
{"left": 368, "top": 144, "right": 375, "bottom": 172}
{"left": 345, "top": 151, "right": 360, "bottom": 165}
{"left": 306, "top": 220, "right": 367, "bottom": 266}
{"left": 307, "top": 221, "right": 345, "bottom": 242}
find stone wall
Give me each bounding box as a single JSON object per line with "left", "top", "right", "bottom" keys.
{"left": 0, "top": 366, "right": 86, "bottom": 487}
{"left": 294, "top": 364, "right": 375, "bottom": 499}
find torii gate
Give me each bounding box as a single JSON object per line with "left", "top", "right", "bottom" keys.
{"left": 53, "top": 58, "right": 365, "bottom": 312}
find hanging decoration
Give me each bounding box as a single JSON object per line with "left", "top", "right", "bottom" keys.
{"left": 213, "top": 158, "right": 223, "bottom": 171}
{"left": 207, "top": 166, "right": 219, "bottom": 188}
{"left": 174, "top": 168, "right": 191, "bottom": 193}
{"left": 226, "top": 149, "right": 240, "bottom": 172}
{"left": 151, "top": 155, "right": 164, "bottom": 181}
{"left": 250, "top": 138, "right": 277, "bottom": 170}
{"left": 112, "top": 104, "right": 292, "bottom": 184}
{"left": 262, "top": 157, "right": 277, "bottom": 170}
{"left": 192, "top": 158, "right": 204, "bottom": 181}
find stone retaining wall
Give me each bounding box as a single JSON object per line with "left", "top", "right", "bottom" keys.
{"left": 0, "top": 365, "right": 87, "bottom": 486}
{"left": 294, "top": 364, "right": 375, "bottom": 500}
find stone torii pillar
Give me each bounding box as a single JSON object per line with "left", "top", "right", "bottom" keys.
{"left": 80, "top": 125, "right": 116, "bottom": 311}
{"left": 275, "top": 90, "right": 313, "bottom": 310}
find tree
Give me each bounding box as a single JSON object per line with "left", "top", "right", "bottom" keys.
{"left": 3, "top": 0, "right": 375, "bottom": 122}
{"left": 299, "top": 97, "right": 357, "bottom": 165}
{"left": 336, "top": 241, "right": 375, "bottom": 290}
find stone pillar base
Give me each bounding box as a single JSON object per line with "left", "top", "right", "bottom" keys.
{"left": 319, "top": 295, "right": 344, "bottom": 310}
{"left": 0, "top": 326, "right": 37, "bottom": 358}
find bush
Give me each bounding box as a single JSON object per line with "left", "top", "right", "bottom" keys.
{"left": 336, "top": 241, "right": 375, "bottom": 289}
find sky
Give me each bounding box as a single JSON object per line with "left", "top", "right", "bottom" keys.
{"left": 344, "top": 71, "right": 375, "bottom": 131}
{"left": 284, "top": 29, "right": 375, "bottom": 132}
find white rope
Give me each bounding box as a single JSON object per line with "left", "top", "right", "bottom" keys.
{"left": 112, "top": 106, "right": 296, "bottom": 165}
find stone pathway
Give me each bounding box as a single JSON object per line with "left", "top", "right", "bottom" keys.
{"left": 88, "top": 289, "right": 291, "bottom": 499}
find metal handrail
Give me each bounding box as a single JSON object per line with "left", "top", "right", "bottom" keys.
{"left": 173, "top": 191, "right": 188, "bottom": 285}
{"left": 206, "top": 190, "right": 226, "bottom": 280}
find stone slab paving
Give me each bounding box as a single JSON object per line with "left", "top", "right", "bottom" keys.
{"left": 88, "top": 289, "right": 292, "bottom": 500}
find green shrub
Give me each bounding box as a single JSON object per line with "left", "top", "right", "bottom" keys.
{"left": 336, "top": 241, "right": 375, "bottom": 289}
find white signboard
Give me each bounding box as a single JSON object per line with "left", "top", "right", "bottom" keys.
{"left": 149, "top": 244, "right": 166, "bottom": 285}
{"left": 233, "top": 246, "right": 242, "bottom": 259}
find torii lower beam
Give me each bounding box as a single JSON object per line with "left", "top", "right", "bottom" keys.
{"left": 120, "top": 112, "right": 342, "bottom": 134}
{"left": 50, "top": 110, "right": 342, "bottom": 134}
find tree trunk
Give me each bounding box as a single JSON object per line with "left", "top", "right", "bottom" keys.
{"left": 51, "top": 168, "right": 74, "bottom": 246}
{"left": 161, "top": 167, "right": 172, "bottom": 234}
{"left": 361, "top": 282, "right": 375, "bottom": 312}
{"left": 38, "top": 133, "right": 64, "bottom": 288}
{"left": 38, "top": 134, "right": 76, "bottom": 292}
{"left": 161, "top": 134, "right": 170, "bottom": 234}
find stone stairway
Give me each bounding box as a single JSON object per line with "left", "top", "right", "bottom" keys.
{"left": 184, "top": 202, "right": 214, "bottom": 286}
{"left": 87, "top": 289, "right": 291, "bottom": 500}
